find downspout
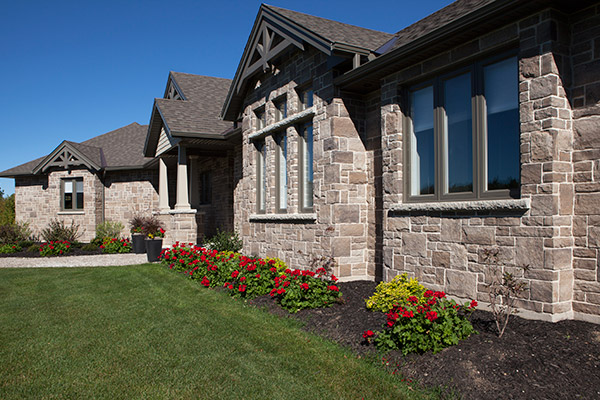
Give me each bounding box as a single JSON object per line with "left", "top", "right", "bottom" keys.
{"left": 101, "top": 170, "right": 106, "bottom": 223}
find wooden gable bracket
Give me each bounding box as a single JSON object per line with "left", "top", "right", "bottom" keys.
{"left": 33, "top": 141, "right": 101, "bottom": 175}
{"left": 237, "top": 21, "right": 304, "bottom": 93}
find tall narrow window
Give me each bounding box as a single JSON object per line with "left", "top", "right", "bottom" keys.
{"left": 62, "top": 178, "right": 83, "bottom": 210}
{"left": 409, "top": 86, "right": 435, "bottom": 197}
{"left": 484, "top": 56, "right": 519, "bottom": 193}
{"left": 443, "top": 72, "right": 473, "bottom": 194}
{"left": 199, "top": 171, "right": 212, "bottom": 205}
{"left": 255, "top": 107, "right": 266, "bottom": 130}
{"left": 299, "top": 123, "right": 313, "bottom": 211}
{"left": 275, "top": 97, "right": 287, "bottom": 122}
{"left": 276, "top": 133, "right": 288, "bottom": 212}
{"left": 299, "top": 87, "right": 314, "bottom": 111}
{"left": 256, "top": 141, "right": 266, "bottom": 213}
{"left": 406, "top": 55, "right": 519, "bottom": 202}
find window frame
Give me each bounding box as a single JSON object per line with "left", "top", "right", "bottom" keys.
{"left": 403, "top": 52, "right": 520, "bottom": 203}
{"left": 61, "top": 177, "right": 84, "bottom": 211}
{"left": 297, "top": 86, "right": 314, "bottom": 111}
{"left": 298, "top": 123, "right": 314, "bottom": 213}
{"left": 275, "top": 132, "right": 288, "bottom": 213}
{"left": 274, "top": 96, "right": 287, "bottom": 122}
{"left": 255, "top": 106, "right": 266, "bottom": 131}
{"left": 255, "top": 140, "right": 267, "bottom": 213}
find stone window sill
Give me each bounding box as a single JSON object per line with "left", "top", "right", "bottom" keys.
{"left": 57, "top": 211, "right": 85, "bottom": 215}
{"left": 389, "top": 198, "right": 530, "bottom": 214}
{"left": 156, "top": 209, "right": 197, "bottom": 215}
{"left": 249, "top": 107, "right": 315, "bottom": 141}
{"left": 249, "top": 213, "right": 317, "bottom": 222}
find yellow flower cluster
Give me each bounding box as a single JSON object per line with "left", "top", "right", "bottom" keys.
{"left": 365, "top": 273, "right": 426, "bottom": 312}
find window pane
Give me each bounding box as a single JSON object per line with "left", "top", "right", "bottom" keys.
{"left": 64, "top": 193, "right": 73, "bottom": 210}
{"left": 256, "top": 142, "right": 266, "bottom": 212}
{"left": 278, "top": 134, "right": 287, "bottom": 209}
{"left": 485, "top": 57, "right": 519, "bottom": 191}
{"left": 444, "top": 72, "right": 473, "bottom": 193}
{"left": 76, "top": 192, "right": 84, "bottom": 209}
{"left": 302, "top": 124, "right": 313, "bottom": 208}
{"left": 64, "top": 181, "right": 73, "bottom": 193}
{"left": 410, "top": 86, "right": 435, "bottom": 196}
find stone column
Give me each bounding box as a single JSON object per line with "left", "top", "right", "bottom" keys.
{"left": 175, "top": 145, "right": 191, "bottom": 210}
{"left": 158, "top": 157, "right": 170, "bottom": 212}
{"left": 189, "top": 155, "right": 199, "bottom": 209}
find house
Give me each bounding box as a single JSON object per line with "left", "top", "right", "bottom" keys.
{"left": 2, "top": 0, "right": 600, "bottom": 323}
{"left": 0, "top": 122, "right": 158, "bottom": 242}
{"left": 220, "top": 0, "right": 600, "bottom": 323}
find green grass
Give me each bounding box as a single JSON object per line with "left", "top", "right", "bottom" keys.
{"left": 0, "top": 264, "right": 434, "bottom": 399}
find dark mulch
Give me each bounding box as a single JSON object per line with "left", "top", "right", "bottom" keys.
{"left": 249, "top": 281, "right": 600, "bottom": 400}
{"left": 0, "top": 244, "right": 104, "bottom": 258}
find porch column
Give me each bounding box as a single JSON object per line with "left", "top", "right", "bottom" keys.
{"left": 158, "top": 157, "right": 170, "bottom": 212}
{"left": 189, "top": 155, "right": 199, "bottom": 209}
{"left": 175, "top": 145, "right": 191, "bottom": 210}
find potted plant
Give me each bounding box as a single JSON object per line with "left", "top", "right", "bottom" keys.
{"left": 144, "top": 216, "right": 165, "bottom": 262}
{"left": 129, "top": 215, "right": 147, "bottom": 254}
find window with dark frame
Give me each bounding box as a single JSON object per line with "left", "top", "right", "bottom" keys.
{"left": 62, "top": 178, "right": 84, "bottom": 210}
{"left": 298, "top": 87, "right": 313, "bottom": 111}
{"left": 256, "top": 140, "right": 267, "bottom": 213}
{"left": 274, "top": 96, "right": 287, "bottom": 122}
{"left": 299, "top": 123, "right": 314, "bottom": 212}
{"left": 275, "top": 132, "right": 287, "bottom": 212}
{"left": 255, "top": 107, "right": 266, "bottom": 130}
{"left": 405, "top": 55, "right": 520, "bottom": 202}
{"left": 199, "top": 171, "right": 212, "bottom": 205}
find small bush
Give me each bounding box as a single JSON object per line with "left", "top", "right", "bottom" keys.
{"left": 365, "top": 273, "right": 426, "bottom": 312}
{"left": 205, "top": 229, "right": 242, "bottom": 253}
{"left": 26, "top": 244, "right": 39, "bottom": 253}
{"left": 18, "top": 240, "right": 34, "bottom": 249}
{"left": 100, "top": 237, "right": 131, "bottom": 253}
{"left": 0, "top": 243, "right": 21, "bottom": 254}
{"left": 41, "top": 220, "right": 81, "bottom": 243}
{"left": 0, "top": 222, "right": 32, "bottom": 244}
{"left": 81, "top": 243, "right": 99, "bottom": 251}
{"left": 95, "top": 221, "right": 124, "bottom": 240}
{"left": 373, "top": 290, "right": 477, "bottom": 355}
{"left": 39, "top": 241, "right": 71, "bottom": 257}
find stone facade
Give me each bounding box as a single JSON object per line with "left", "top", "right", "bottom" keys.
{"left": 377, "top": 6, "right": 600, "bottom": 322}
{"left": 234, "top": 47, "right": 374, "bottom": 279}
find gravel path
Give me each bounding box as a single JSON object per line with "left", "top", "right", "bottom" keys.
{"left": 0, "top": 254, "right": 150, "bottom": 268}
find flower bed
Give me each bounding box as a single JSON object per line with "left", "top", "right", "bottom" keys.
{"left": 160, "top": 242, "right": 342, "bottom": 312}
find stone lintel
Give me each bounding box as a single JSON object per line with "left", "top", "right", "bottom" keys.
{"left": 389, "top": 199, "right": 531, "bottom": 214}
{"left": 248, "top": 107, "right": 315, "bottom": 141}
{"left": 249, "top": 213, "right": 317, "bottom": 222}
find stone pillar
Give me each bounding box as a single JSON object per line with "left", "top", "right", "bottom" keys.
{"left": 175, "top": 145, "right": 191, "bottom": 210}
{"left": 158, "top": 157, "right": 170, "bottom": 212}
{"left": 189, "top": 155, "right": 199, "bottom": 209}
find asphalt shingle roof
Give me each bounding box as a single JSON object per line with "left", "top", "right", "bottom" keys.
{"left": 381, "top": 0, "right": 496, "bottom": 53}
{"left": 264, "top": 4, "right": 393, "bottom": 51}
{"left": 156, "top": 73, "right": 233, "bottom": 135}
{"left": 0, "top": 122, "right": 153, "bottom": 177}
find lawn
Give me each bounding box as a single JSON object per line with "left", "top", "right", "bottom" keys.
{"left": 0, "top": 264, "right": 434, "bottom": 399}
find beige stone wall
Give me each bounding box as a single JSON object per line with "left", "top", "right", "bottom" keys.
{"left": 378, "top": 8, "right": 595, "bottom": 321}
{"left": 234, "top": 47, "right": 374, "bottom": 278}
{"left": 103, "top": 169, "right": 159, "bottom": 235}
{"left": 571, "top": 4, "right": 600, "bottom": 319}
{"left": 15, "top": 169, "right": 103, "bottom": 242}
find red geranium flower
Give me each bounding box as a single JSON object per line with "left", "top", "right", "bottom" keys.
{"left": 469, "top": 300, "right": 478, "bottom": 309}
{"left": 327, "top": 285, "right": 339, "bottom": 291}
{"left": 407, "top": 296, "right": 419, "bottom": 303}
{"left": 238, "top": 284, "right": 247, "bottom": 292}
{"left": 434, "top": 291, "right": 446, "bottom": 298}
{"left": 231, "top": 270, "right": 239, "bottom": 278}
{"left": 362, "top": 330, "right": 374, "bottom": 339}
{"left": 424, "top": 290, "right": 434, "bottom": 298}
{"left": 300, "top": 283, "right": 309, "bottom": 290}
{"left": 425, "top": 311, "right": 438, "bottom": 322}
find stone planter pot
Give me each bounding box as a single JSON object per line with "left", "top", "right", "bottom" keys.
{"left": 131, "top": 234, "right": 146, "bottom": 254}
{"left": 145, "top": 238, "right": 163, "bottom": 262}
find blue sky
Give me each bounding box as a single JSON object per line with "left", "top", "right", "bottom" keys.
{"left": 0, "top": 0, "right": 454, "bottom": 195}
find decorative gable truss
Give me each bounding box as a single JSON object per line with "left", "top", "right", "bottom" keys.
{"left": 32, "top": 141, "right": 103, "bottom": 174}
{"left": 164, "top": 78, "right": 184, "bottom": 100}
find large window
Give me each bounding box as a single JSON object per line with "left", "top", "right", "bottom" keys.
{"left": 299, "top": 123, "right": 314, "bottom": 211}
{"left": 256, "top": 140, "right": 267, "bottom": 213}
{"left": 275, "top": 132, "right": 287, "bottom": 212}
{"left": 62, "top": 178, "right": 83, "bottom": 210}
{"left": 274, "top": 97, "right": 287, "bottom": 122}
{"left": 406, "top": 55, "right": 519, "bottom": 202}
{"left": 298, "top": 87, "right": 313, "bottom": 111}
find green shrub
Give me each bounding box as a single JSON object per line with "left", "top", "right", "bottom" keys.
{"left": 27, "top": 244, "right": 39, "bottom": 253}
{"left": 41, "top": 220, "right": 81, "bottom": 243}
{"left": 100, "top": 238, "right": 131, "bottom": 254}
{"left": 0, "top": 222, "right": 32, "bottom": 244}
{"left": 372, "top": 290, "right": 477, "bottom": 355}
{"left": 365, "top": 273, "right": 426, "bottom": 312}
{"left": 0, "top": 243, "right": 21, "bottom": 254}
{"left": 205, "top": 229, "right": 242, "bottom": 253}
{"left": 18, "top": 240, "right": 34, "bottom": 248}
{"left": 269, "top": 268, "right": 341, "bottom": 313}
{"left": 95, "top": 221, "right": 124, "bottom": 240}
{"left": 39, "top": 241, "right": 71, "bottom": 257}
{"left": 81, "top": 243, "right": 99, "bottom": 251}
